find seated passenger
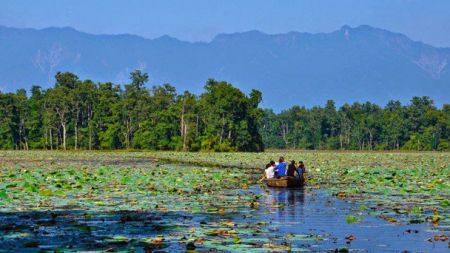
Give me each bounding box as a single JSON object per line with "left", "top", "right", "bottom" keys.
{"left": 275, "top": 157, "right": 287, "bottom": 177}
{"left": 287, "top": 160, "right": 296, "bottom": 177}
{"left": 265, "top": 161, "right": 276, "bottom": 179}
{"left": 296, "top": 161, "right": 307, "bottom": 181}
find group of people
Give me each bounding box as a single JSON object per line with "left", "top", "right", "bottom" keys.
{"left": 264, "top": 157, "right": 306, "bottom": 181}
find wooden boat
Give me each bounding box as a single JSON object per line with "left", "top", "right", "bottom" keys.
{"left": 264, "top": 177, "right": 303, "bottom": 188}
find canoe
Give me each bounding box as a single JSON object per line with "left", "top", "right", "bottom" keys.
{"left": 264, "top": 177, "right": 303, "bottom": 188}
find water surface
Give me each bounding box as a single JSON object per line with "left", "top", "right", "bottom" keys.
{"left": 251, "top": 187, "right": 448, "bottom": 252}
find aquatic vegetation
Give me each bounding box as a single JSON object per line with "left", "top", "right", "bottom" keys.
{"left": 143, "top": 151, "right": 450, "bottom": 225}
{"left": 345, "top": 215, "right": 361, "bottom": 224}
{"left": 0, "top": 159, "right": 259, "bottom": 213}
{"left": 0, "top": 150, "right": 448, "bottom": 252}
{"left": 0, "top": 152, "right": 302, "bottom": 252}
{"left": 1, "top": 150, "right": 448, "bottom": 222}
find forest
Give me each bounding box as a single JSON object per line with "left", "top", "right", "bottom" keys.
{"left": 0, "top": 71, "right": 448, "bottom": 151}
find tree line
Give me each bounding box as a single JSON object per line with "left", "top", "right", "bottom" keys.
{"left": 0, "top": 71, "right": 264, "bottom": 151}
{"left": 0, "top": 71, "right": 448, "bottom": 151}
{"left": 261, "top": 99, "right": 449, "bottom": 151}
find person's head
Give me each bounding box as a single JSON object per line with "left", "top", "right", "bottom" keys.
{"left": 290, "top": 160, "right": 295, "bottom": 166}
{"left": 265, "top": 163, "right": 271, "bottom": 169}
{"left": 299, "top": 161, "right": 304, "bottom": 168}
{"left": 279, "top": 156, "right": 285, "bottom": 163}
{"left": 270, "top": 160, "right": 276, "bottom": 166}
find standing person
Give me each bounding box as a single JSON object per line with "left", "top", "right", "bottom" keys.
{"left": 287, "top": 160, "right": 296, "bottom": 177}
{"left": 296, "top": 161, "right": 307, "bottom": 182}
{"left": 275, "top": 157, "right": 287, "bottom": 177}
{"left": 265, "top": 161, "right": 276, "bottom": 179}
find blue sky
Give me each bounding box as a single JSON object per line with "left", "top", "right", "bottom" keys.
{"left": 1, "top": 0, "right": 450, "bottom": 47}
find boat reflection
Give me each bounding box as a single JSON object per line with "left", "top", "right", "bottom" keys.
{"left": 266, "top": 188, "right": 305, "bottom": 221}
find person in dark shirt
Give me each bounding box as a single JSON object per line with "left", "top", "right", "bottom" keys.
{"left": 296, "top": 161, "right": 307, "bottom": 182}
{"left": 287, "top": 160, "right": 296, "bottom": 177}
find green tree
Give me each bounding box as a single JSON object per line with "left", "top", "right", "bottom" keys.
{"left": 0, "top": 70, "right": 445, "bottom": 152}
{"left": 0, "top": 92, "right": 15, "bottom": 149}
{"left": 95, "top": 83, "right": 122, "bottom": 149}
{"left": 14, "top": 89, "right": 30, "bottom": 150}
{"left": 380, "top": 101, "right": 405, "bottom": 150}
{"left": 199, "top": 79, "right": 263, "bottom": 151}
{"left": 28, "top": 86, "right": 45, "bottom": 149}
{"left": 122, "top": 70, "right": 150, "bottom": 149}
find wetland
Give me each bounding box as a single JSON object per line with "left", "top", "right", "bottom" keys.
{"left": 0, "top": 151, "right": 448, "bottom": 252}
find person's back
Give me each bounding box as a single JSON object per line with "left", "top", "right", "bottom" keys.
{"left": 287, "top": 160, "right": 296, "bottom": 177}
{"left": 275, "top": 157, "right": 287, "bottom": 177}
{"left": 296, "top": 161, "right": 306, "bottom": 181}
{"left": 265, "top": 161, "right": 276, "bottom": 179}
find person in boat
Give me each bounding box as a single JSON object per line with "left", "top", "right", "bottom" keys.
{"left": 275, "top": 157, "right": 287, "bottom": 178}
{"left": 265, "top": 161, "right": 276, "bottom": 179}
{"left": 296, "top": 161, "right": 307, "bottom": 182}
{"left": 287, "top": 160, "right": 297, "bottom": 177}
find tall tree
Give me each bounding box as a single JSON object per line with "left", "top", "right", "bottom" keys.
{"left": 122, "top": 70, "right": 150, "bottom": 149}
{"left": 14, "top": 89, "right": 30, "bottom": 150}
{"left": 28, "top": 86, "right": 45, "bottom": 149}
{"left": 0, "top": 92, "right": 15, "bottom": 149}
{"left": 1, "top": 70, "right": 447, "bottom": 152}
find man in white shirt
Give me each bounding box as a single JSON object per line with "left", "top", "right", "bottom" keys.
{"left": 265, "top": 161, "right": 276, "bottom": 179}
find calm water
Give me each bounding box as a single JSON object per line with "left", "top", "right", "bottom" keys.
{"left": 251, "top": 187, "right": 448, "bottom": 252}
{"left": 0, "top": 183, "right": 448, "bottom": 252}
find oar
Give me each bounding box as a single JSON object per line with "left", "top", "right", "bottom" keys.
{"left": 258, "top": 172, "right": 266, "bottom": 182}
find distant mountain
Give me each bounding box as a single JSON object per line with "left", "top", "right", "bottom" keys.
{"left": 0, "top": 25, "right": 449, "bottom": 110}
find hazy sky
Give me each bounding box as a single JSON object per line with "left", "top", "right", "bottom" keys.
{"left": 1, "top": 0, "right": 450, "bottom": 47}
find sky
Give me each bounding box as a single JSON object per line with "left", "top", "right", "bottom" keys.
{"left": 1, "top": 0, "right": 450, "bottom": 47}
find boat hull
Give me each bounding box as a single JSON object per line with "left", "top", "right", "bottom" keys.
{"left": 264, "top": 177, "right": 303, "bottom": 188}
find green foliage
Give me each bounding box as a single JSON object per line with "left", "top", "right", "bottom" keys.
{"left": 0, "top": 70, "right": 447, "bottom": 151}
{"left": 261, "top": 97, "right": 448, "bottom": 151}
{"left": 437, "top": 139, "right": 449, "bottom": 151}
{"left": 199, "top": 80, "right": 264, "bottom": 151}
{"left": 0, "top": 72, "right": 263, "bottom": 152}
{"left": 345, "top": 215, "right": 361, "bottom": 224}
{"left": 0, "top": 153, "right": 261, "bottom": 212}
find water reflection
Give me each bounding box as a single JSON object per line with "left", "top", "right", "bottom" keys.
{"left": 287, "top": 188, "right": 305, "bottom": 206}
{"left": 256, "top": 186, "right": 447, "bottom": 252}
{"left": 267, "top": 188, "right": 305, "bottom": 221}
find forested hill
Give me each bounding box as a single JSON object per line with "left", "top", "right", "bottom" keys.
{"left": 0, "top": 25, "right": 449, "bottom": 110}
{"left": 0, "top": 71, "right": 448, "bottom": 151}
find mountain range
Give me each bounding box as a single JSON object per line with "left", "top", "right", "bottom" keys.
{"left": 0, "top": 25, "right": 449, "bottom": 110}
